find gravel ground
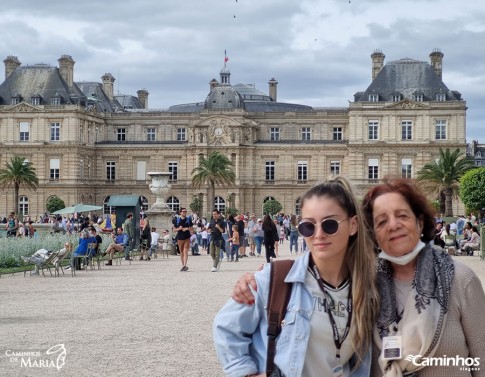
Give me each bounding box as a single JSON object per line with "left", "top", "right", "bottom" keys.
{"left": 1, "top": 244, "right": 484, "bottom": 377}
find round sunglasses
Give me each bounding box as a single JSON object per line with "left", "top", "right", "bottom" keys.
{"left": 298, "top": 218, "right": 349, "bottom": 237}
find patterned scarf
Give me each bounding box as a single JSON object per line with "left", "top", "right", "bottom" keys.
{"left": 374, "top": 244, "right": 455, "bottom": 376}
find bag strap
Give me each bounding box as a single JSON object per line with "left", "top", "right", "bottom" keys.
{"left": 266, "top": 259, "right": 294, "bottom": 376}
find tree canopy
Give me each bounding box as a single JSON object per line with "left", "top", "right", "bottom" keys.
{"left": 417, "top": 148, "right": 474, "bottom": 216}
{"left": 459, "top": 168, "right": 485, "bottom": 214}
{"left": 0, "top": 156, "right": 39, "bottom": 215}
{"left": 191, "top": 151, "right": 236, "bottom": 217}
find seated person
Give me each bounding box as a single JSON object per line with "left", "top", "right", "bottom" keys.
{"left": 51, "top": 216, "right": 66, "bottom": 234}
{"left": 461, "top": 225, "right": 480, "bottom": 256}
{"left": 103, "top": 227, "right": 128, "bottom": 266}
{"left": 88, "top": 226, "right": 103, "bottom": 255}
{"left": 22, "top": 243, "right": 69, "bottom": 275}
{"left": 72, "top": 229, "right": 97, "bottom": 270}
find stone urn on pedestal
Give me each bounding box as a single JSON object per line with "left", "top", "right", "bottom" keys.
{"left": 145, "top": 172, "right": 175, "bottom": 253}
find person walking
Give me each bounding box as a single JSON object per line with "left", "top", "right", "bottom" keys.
{"left": 208, "top": 209, "right": 225, "bottom": 272}
{"left": 172, "top": 207, "right": 193, "bottom": 271}
{"left": 289, "top": 214, "right": 299, "bottom": 254}
{"left": 122, "top": 212, "right": 135, "bottom": 261}
{"left": 262, "top": 215, "right": 278, "bottom": 263}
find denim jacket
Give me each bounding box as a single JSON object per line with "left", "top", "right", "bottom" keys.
{"left": 213, "top": 252, "right": 371, "bottom": 377}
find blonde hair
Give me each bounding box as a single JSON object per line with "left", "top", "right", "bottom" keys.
{"left": 300, "top": 176, "right": 379, "bottom": 362}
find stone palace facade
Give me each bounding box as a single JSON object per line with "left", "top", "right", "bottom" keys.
{"left": 0, "top": 50, "right": 467, "bottom": 218}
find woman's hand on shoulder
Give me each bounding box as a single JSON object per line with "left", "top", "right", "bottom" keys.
{"left": 231, "top": 265, "right": 264, "bottom": 304}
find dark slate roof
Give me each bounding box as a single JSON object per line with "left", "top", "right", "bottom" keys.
{"left": 232, "top": 83, "right": 272, "bottom": 102}
{"left": 76, "top": 82, "right": 121, "bottom": 112}
{"left": 114, "top": 94, "right": 144, "bottom": 110}
{"left": 0, "top": 64, "right": 86, "bottom": 105}
{"left": 355, "top": 58, "right": 461, "bottom": 102}
{"left": 205, "top": 84, "right": 243, "bottom": 110}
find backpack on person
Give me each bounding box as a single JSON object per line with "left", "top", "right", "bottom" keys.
{"left": 266, "top": 259, "right": 294, "bottom": 376}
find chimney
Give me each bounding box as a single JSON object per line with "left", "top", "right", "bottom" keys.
{"left": 429, "top": 49, "right": 444, "bottom": 80}
{"left": 268, "top": 78, "right": 278, "bottom": 101}
{"left": 137, "top": 89, "right": 149, "bottom": 109}
{"left": 209, "top": 78, "right": 218, "bottom": 91}
{"left": 371, "top": 50, "right": 385, "bottom": 80}
{"left": 3, "top": 56, "right": 21, "bottom": 80}
{"left": 102, "top": 73, "right": 115, "bottom": 101}
{"left": 58, "top": 55, "right": 75, "bottom": 87}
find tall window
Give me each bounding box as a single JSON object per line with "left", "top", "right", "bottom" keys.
{"left": 265, "top": 161, "right": 275, "bottom": 182}
{"left": 435, "top": 119, "right": 447, "bottom": 140}
{"left": 401, "top": 158, "right": 412, "bottom": 178}
{"left": 330, "top": 161, "right": 341, "bottom": 176}
{"left": 368, "top": 158, "right": 379, "bottom": 181}
{"left": 166, "top": 196, "right": 180, "bottom": 212}
{"left": 19, "top": 196, "right": 29, "bottom": 216}
{"left": 146, "top": 128, "right": 156, "bottom": 141}
{"left": 295, "top": 197, "right": 301, "bottom": 216}
{"left": 297, "top": 161, "right": 308, "bottom": 182}
{"left": 214, "top": 196, "right": 226, "bottom": 213}
{"left": 333, "top": 127, "right": 342, "bottom": 141}
{"left": 117, "top": 128, "right": 126, "bottom": 141}
{"left": 368, "top": 121, "right": 379, "bottom": 140}
{"left": 168, "top": 161, "right": 178, "bottom": 182}
{"left": 301, "top": 127, "right": 311, "bottom": 141}
{"left": 401, "top": 120, "right": 412, "bottom": 140}
{"left": 270, "top": 127, "right": 280, "bottom": 141}
{"left": 50, "top": 122, "right": 60, "bottom": 141}
{"left": 50, "top": 159, "right": 60, "bottom": 180}
{"left": 136, "top": 161, "right": 147, "bottom": 181}
{"left": 106, "top": 161, "right": 116, "bottom": 181}
{"left": 177, "top": 128, "right": 186, "bottom": 141}
{"left": 19, "top": 122, "right": 29, "bottom": 141}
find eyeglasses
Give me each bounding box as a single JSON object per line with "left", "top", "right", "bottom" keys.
{"left": 181, "top": 210, "right": 187, "bottom": 213}
{"left": 298, "top": 218, "right": 349, "bottom": 237}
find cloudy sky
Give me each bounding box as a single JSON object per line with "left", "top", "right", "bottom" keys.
{"left": 1, "top": 0, "right": 484, "bottom": 140}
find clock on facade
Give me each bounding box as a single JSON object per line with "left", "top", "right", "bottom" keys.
{"left": 214, "top": 127, "right": 223, "bottom": 136}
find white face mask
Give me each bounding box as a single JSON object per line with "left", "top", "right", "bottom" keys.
{"left": 378, "top": 240, "right": 425, "bottom": 265}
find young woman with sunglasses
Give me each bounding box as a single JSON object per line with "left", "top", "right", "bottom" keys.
{"left": 213, "top": 177, "right": 379, "bottom": 377}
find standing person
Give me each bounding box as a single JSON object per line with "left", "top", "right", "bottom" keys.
{"left": 289, "top": 214, "right": 299, "bottom": 254}
{"left": 262, "top": 215, "right": 277, "bottom": 263}
{"left": 228, "top": 224, "right": 240, "bottom": 262}
{"left": 150, "top": 227, "right": 160, "bottom": 258}
{"left": 213, "top": 177, "right": 378, "bottom": 376}
{"left": 122, "top": 212, "right": 135, "bottom": 261}
{"left": 172, "top": 207, "right": 193, "bottom": 271}
{"left": 139, "top": 218, "right": 152, "bottom": 260}
{"left": 201, "top": 226, "right": 209, "bottom": 254}
{"left": 189, "top": 228, "right": 200, "bottom": 256}
{"left": 279, "top": 222, "right": 285, "bottom": 245}
{"left": 208, "top": 209, "right": 225, "bottom": 272}
{"left": 236, "top": 214, "right": 247, "bottom": 258}
{"left": 5, "top": 212, "right": 19, "bottom": 237}
{"left": 274, "top": 218, "right": 281, "bottom": 256}
{"left": 160, "top": 229, "right": 171, "bottom": 255}
{"left": 247, "top": 213, "right": 257, "bottom": 256}
{"left": 361, "top": 178, "right": 485, "bottom": 377}
{"left": 253, "top": 218, "right": 264, "bottom": 257}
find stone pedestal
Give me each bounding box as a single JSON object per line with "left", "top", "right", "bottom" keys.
{"left": 145, "top": 172, "right": 176, "bottom": 253}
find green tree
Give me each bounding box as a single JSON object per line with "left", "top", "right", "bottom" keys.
{"left": 459, "top": 168, "right": 485, "bottom": 215}
{"left": 0, "top": 156, "right": 39, "bottom": 215}
{"left": 46, "top": 196, "right": 65, "bottom": 214}
{"left": 263, "top": 199, "right": 283, "bottom": 216}
{"left": 189, "top": 196, "right": 203, "bottom": 216}
{"left": 191, "top": 151, "right": 236, "bottom": 218}
{"left": 417, "top": 148, "right": 474, "bottom": 216}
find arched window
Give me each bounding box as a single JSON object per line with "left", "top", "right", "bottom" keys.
{"left": 214, "top": 196, "right": 225, "bottom": 213}
{"left": 166, "top": 196, "right": 180, "bottom": 212}
{"left": 19, "top": 196, "right": 29, "bottom": 217}
{"left": 140, "top": 196, "right": 149, "bottom": 211}
{"left": 103, "top": 196, "right": 114, "bottom": 215}
{"left": 295, "top": 197, "right": 301, "bottom": 216}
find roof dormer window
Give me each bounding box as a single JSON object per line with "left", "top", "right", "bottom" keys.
{"left": 368, "top": 94, "right": 379, "bottom": 102}
{"left": 391, "top": 94, "right": 401, "bottom": 102}
{"left": 413, "top": 94, "right": 423, "bottom": 102}
{"left": 51, "top": 97, "right": 61, "bottom": 106}
{"left": 11, "top": 94, "right": 21, "bottom": 105}
{"left": 31, "top": 96, "right": 41, "bottom": 106}
{"left": 435, "top": 93, "right": 446, "bottom": 101}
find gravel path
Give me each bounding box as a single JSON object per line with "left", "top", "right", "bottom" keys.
{"left": 1, "top": 244, "right": 484, "bottom": 377}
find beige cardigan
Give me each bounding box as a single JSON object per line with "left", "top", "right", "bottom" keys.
{"left": 371, "top": 261, "right": 485, "bottom": 377}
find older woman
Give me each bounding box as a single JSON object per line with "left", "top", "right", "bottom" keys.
{"left": 362, "top": 179, "right": 485, "bottom": 377}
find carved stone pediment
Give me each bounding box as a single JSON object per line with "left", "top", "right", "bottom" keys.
{"left": 195, "top": 116, "right": 242, "bottom": 145}
{"left": 4, "top": 102, "right": 43, "bottom": 113}
{"left": 384, "top": 99, "right": 430, "bottom": 110}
